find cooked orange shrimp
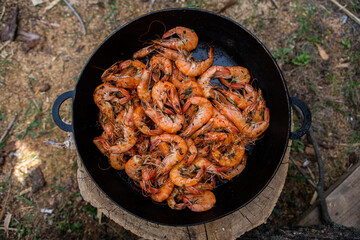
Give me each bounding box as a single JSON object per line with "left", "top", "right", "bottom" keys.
{"left": 219, "top": 155, "right": 247, "bottom": 180}
{"left": 197, "top": 66, "right": 231, "bottom": 98}
{"left": 213, "top": 94, "right": 270, "bottom": 138}
{"left": 183, "top": 190, "right": 216, "bottom": 212}
{"left": 151, "top": 135, "right": 171, "bottom": 158}
{"left": 169, "top": 161, "right": 205, "bottom": 187}
{"left": 135, "top": 135, "right": 150, "bottom": 155}
{"left": 150, "top": 54, "right": 173, "bottom": 82}
{"left": 109, "top": 107, "right": 138, "bottom": 153}
{"left": 133, "top": 45, "right": 160, "bottom": 59}
{"left": 167, "top": 188, "right": 187, "bottom": 210}
{"left": 105, "top": 60, "right": 145, "bottom": 89}
{"left": 171, "top": 66, "right": 196, "bottom": 89}
{"left": 109, "top": 153, "right": 127, "bottom": 170}
{"left": 169, "top": 138, "right": 203, "bottom": 187}
{"left": 191, "top": 110, "right": 239, "bottom": 139}
{"left": 152, "top": 26, "right": 198, "bottom": 52}
{"left": 175, "top": 46, "right": 214, "bottom": 77}
{"left": 137, "top": 69, "right": 151, "bottom": 102}
{"left": 151, "top": 81, "right": 181, "bottom": 115}
{"left": 141, "top": 101, "right": 185, "bottom": 134}
{"left": 181, "top": 97, "right": 213, "bottom": 137}
{"left": 241, "top": 108, "right": 270, "bottom": 138}
{"left": 93, "top": 83, "right": 130, "bottom": 122}
{"left": 150, "top": 134, "right": 188, "bottom": 175}
{"left": 178, "top": 81, "right": 204, "bottom": 103}
{"left": 151, "top": 179, "right": 175, "bottom": 202}
{"left": 125, "top": 155, "right": 144, "bottom": 182}
{"left": 98, "top": 113, "right": 115, "bottom": 141}
{"left": 183, "top": 138, "right": 197, "bottom": 165}
{"left": 191, "top": 158, "right": 224, "bottom": 176}
{"left": 140, "top": 166, "right": 159, "bottom": 196}
{"left": 93, "top": 134, "right": 111, "bottom": 155}
{"left": 211, "top": 138, "right": 245, "bottom": 167}
{"left": 219, "top": 66, "right": 251, "bottom": 89}
{"left": 215, "top": 88, "right": 251, "bottom": 110}
{"left": 133, "top": 106, "right": 164, "bottom": 136}
{"left": 101, "top": 61, "right": 123, "bottom": 81}
{"left": 195, "top": 132, "right": 234, "bottom": 146}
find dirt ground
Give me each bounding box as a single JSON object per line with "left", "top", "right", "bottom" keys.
{"left": 0, "top": 0, "right": 359, "bottom": 239}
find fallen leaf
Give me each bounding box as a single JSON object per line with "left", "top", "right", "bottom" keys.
{"left": 335, "top": 62, "right": 350, "bottom": 68}
{"left": 31, "top": 0, "right": 45, "bottom": 5}
{"left": 316, "top": 44, "right": 329, "bottom": 61}
{"left": 4, "top": 213, "right": 12, "bottom": 233}
{"left": 0, "top": 6, "right": 18, "bottom": 42}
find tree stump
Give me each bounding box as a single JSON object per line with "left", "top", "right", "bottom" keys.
{"left": 77, "top": 143, "right": 291, "bottom": 239}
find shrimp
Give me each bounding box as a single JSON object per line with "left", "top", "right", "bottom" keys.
{"left": 101, "top": 61, "right": 123, "bottom": 81}
{"left": 150, "top": 134, "right": 188, "bottom": 175}
{"left": 99, "top": 113, "right": 115, "bottom": 141}
{"left": 183, "top": 138, "right": 197, "bottom": 166}
{"left": 109, "top": 152, "right": 127, "bottom": 170}
{"left": 171, "top": 66, "right": 196, "bottom": 89}
{"left": 93, "top": 134, "right": 111, "bottom": 155}
{"left": 105, "top": 60, "right": 145, "bottom": 89}
{"left": 151, "top": 135, "right": 170, "bottom": 157}
{"left": 178, "top": 81, "right": 204, "bottom": 104}
{"left": 169, "top": 161, "right": 205, "bottom": 187}
{"left": 211, "top": 138, "right": 245, "bottom": 167}
{"left": 149, "top": 54, "right": 173, "bottom": 82}
{"left": 109, "top": 107, "right": 138, "bottom": 153}
{"left": 152, "top": 26, "right": 198, "bottom": 52}
{"left": 133, "top": 45, "right": 160, "bottom": 59}
{"left": 151, "top": 179, "right": 175, "bottom": 202}
{"left": 137, "top": 69, "right": 152, "bottom": 102}
{"left": 195, "top": 132, "right": 234, "bottom": 146}
{"left": 197, "top": 66, "right": 231, "bottom": 98}
{"left": 180, "top": 97, "right": 213, "bottom": 137}
{"left": 140, "top": 166, "right": 159, "bottom": 196}
{"left": 212, "top": 93, "right": 270, "bottom": 138}
{"left": 183, "top": 190, "right": 216, "bottom": 212}
{"left": 169, "top": 139, "right": 203, "bottom": 187}
{"left": 151, "top": 81, "right": 181, "bottom": 115}
{"left": 191, "top": 110, "right": 239, "bottom": 139}
{"left": 141, "top": 101, "right": 185, "bottom": 134}
{"left": 241, "top": 108, "right": 270, "bottom": 138}
{"left": 167, "top": 188, "right": 187, "bottom": 210}
{"left": 93, "top": 83, "right": 131, "bottom": 122}
{"left": 219, "top": 155, "right": 247, "bottom": 180}
{"left": 125, "top": 155, "right": 144, "bottom": 182}
{"left": 219, "top": 66, "right": 251, "bottom": 89}
{"left": 133, "top": 106, "right": 164, "bottom": 136}
{"left": 175, "top": 46, "right": 214, "bottom": 77}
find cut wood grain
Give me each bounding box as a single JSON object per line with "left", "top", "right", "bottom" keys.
{"left": 298, "top": 161, "right": 360, "bottom": 228}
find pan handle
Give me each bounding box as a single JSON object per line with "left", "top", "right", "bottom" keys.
{"left": 289, "top": 97, "right": 311, "bottom": 139}
{"left": 52, "top": 91, "right": 74, "bottom": 132}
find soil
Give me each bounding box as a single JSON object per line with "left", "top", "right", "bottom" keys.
{"left": 0, "top": 0, "right": 359, "bottom": 239}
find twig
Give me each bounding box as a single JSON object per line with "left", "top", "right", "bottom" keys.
{"left": 0, "top": 5, "right": 6, "bottom": 22}
{"left": 62, "top": 0, "right": 86, "bottom": 35}
{"left": 328, "top": 0, "right": 360, "bottom": 25}
{"left": 289, "top": 156, "right": 317, "bottom": 189}
{"left": 308, "top": 127, "right": 332, "bottom": 225}
{"left": 0, "top": 114, "right": 17, "bottom": 144}
{"left": 217, "top": 0, "right": 237, "bottom": 14}
{"left": 271, "top": 0, "right": 279, "bottom": 9}
{"left": 292, "top": 105, "right": 332, "bottom": 225}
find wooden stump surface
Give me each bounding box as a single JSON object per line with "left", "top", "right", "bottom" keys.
{"left": 77, "top": 139, "right": 291, "bottom": 240}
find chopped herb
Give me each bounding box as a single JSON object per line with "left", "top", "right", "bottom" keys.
{"left": 191, "top": 29, "right": 195, "bottom": 33}
{"left": 183, "top": 30, "right": 186, "bottom": 34}
{"left": 227, "top": 98, "right": 237, "bottom": 107}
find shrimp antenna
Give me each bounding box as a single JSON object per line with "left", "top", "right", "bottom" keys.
{"left": 138, "top": 20, "right": 167, "bottom": 43}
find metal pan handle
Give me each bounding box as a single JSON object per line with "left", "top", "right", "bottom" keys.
{"left": 289, "top": 97, "right": 311, "bottom": 139}
{"left": 52, "top": 91, "right": 74, "bottom": 132}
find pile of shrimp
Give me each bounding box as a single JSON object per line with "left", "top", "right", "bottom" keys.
{"left": 93, "top": 26, "right": 270, "bottom": 212}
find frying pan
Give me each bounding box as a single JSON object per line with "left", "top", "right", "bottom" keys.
{"left": 52, "top": 9, "right": 311, "bottom": 226}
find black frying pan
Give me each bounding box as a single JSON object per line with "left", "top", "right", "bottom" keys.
{"left": 52, "top": 9, "right": 311, "bottom": 226}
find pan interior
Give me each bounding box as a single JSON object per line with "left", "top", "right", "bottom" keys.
{"left": 72, "top": 9, "right": 290, "bottom": 225}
